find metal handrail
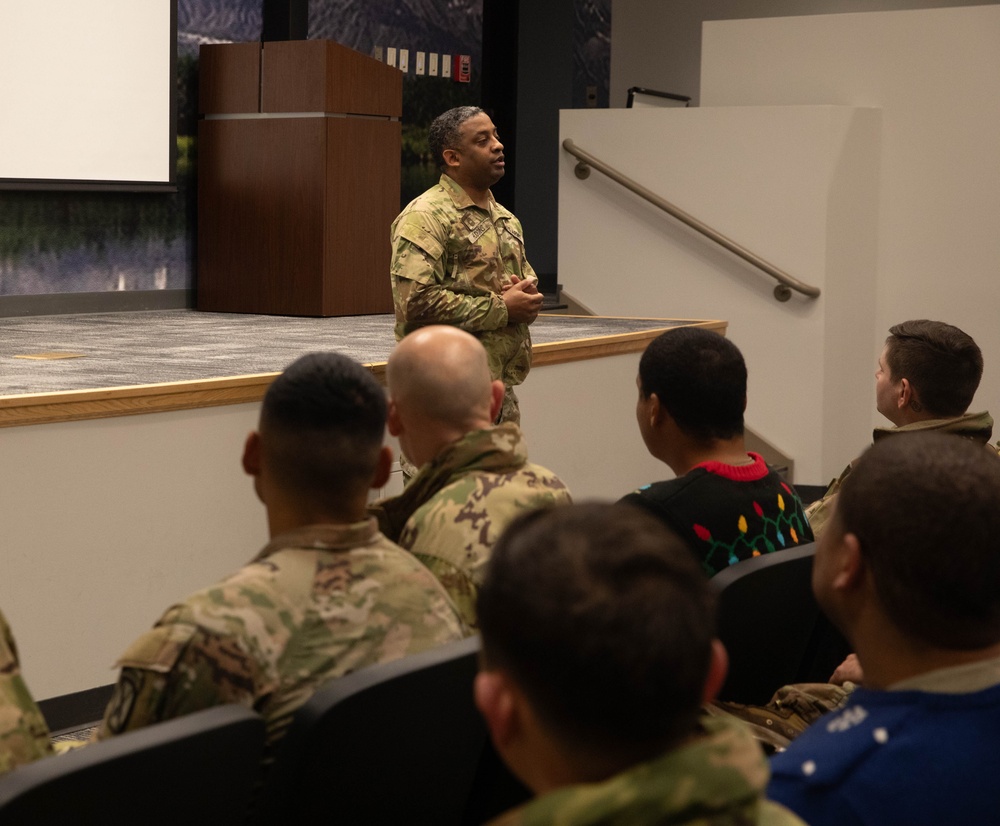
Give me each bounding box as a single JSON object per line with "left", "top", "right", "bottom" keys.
{"left": 626, "top": 87, "right": 691, "bottom": 108}
{"left": 562, "top": 139, "right": 821, "bottom": 302}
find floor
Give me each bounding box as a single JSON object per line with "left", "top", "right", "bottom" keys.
{"left": 52, "top": 726, "right": 98, "bottom": 746}
{"left": 0, "top": 310, "right": 682, "bottom": 396}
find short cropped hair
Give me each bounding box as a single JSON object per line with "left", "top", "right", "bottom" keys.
{"left": 638, "top": 327, "right": 746, "bottom": 441}
{"left": 884, "top": 320, "right": 983, "bottom": 417}
{"left": 837, "top": 432, "right": 1000, "bottom": 650}
{"left": 260, "top": 352, "right": 386, "bottom": 503}
{"left": 429, "top": 106, "right": 485, "bottom": 170}
{"left": 478, "top": 503, "right": 716, "bottom": 760}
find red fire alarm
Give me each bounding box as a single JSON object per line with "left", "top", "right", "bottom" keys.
{"left": 453, "top": 54, "right": 471, "bottom": 83}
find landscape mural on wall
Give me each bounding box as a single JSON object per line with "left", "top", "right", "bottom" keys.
{"left": 0, "top": 0, "right": 608, "bottom": 299}
{"left": 309, "top": 0, "right": 485, "bottom": 207}
{"left": 575, "top": 0, "right": 611, "bottom": 108}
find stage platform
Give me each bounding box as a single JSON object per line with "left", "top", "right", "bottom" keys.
{"left": 0, "top": 310, "right": 723, "bottom": 428}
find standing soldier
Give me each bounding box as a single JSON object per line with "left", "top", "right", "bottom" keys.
{"left": 390, "top": 106, "right": 542, "bottom": 426}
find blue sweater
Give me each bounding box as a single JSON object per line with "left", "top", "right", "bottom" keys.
{"left": 768, "top": 682, "right": 1000, "bottom": 825}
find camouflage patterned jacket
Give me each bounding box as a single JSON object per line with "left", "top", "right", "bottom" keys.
{"left": 390, "top": 174, "right": 536, "bottom": 400}
{"left": 96, "top": 520, "right": 467, "bottom": 749}
{"left": 487, "top": 715, "right": 806, "bottom": 826}
{"left": 371, "top": 423, "right": 571, "bottom": 627}
{"left": 0, "top": 609, "right": 53, "bottom": 775}
{"left": 805, "top": 410, "right": 999, "bottom": 537}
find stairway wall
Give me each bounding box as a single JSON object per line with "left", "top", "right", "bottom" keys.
{"left": 559, "top": 105, "right": 880, "bottom": 482}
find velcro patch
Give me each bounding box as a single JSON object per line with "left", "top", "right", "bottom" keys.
{"left": 115, "top": 623, "right": 199, "bottom": 674}
{"left": 503, "top": 223, "right": 524, "bottom": 244}
{"left": 398, "top": 224, "right": 445, "bottom": 261}
{"left": 104, "top": 671, "right": 141, "bottom": 734}
{"left": 468, "top": 218, "right": 492, "bottom": 243}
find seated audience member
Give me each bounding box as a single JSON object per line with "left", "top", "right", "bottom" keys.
{"left": 370, "top": 325, "right": 570, "bottom": 627}
{"left": 768, "top": 433, "right": 1000, "bottom": 825}
{"left": 474, "top": 503, "right": 805, "bottom": 825}
{"left": 730, "top": 320, "right": 994, "bottom": 730}
{"left": 96, "top": 353, "right": 465, "bottom": 749}
{"left": 621, "top": 327, "right": 812, "bottom": 575}
{"left": 806, "top": 318, "right": 996, "bottom": 536}
{"left": 0, "top": 609, "right": 53, "bottom": 774}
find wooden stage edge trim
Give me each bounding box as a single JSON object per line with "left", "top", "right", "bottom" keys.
{"left": 0, "top": 318, "right": 726, "bottom": 429}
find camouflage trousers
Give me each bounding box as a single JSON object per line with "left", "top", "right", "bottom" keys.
{"left": 499, "top": 386, "right": 520, "bottom": 427}
{"left": 704, "top": 682, "right": 853, "bottom": 754}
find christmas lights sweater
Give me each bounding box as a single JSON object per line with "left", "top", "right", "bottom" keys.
{"left": 620, "top": 453, "right": 814, "bottom": 576}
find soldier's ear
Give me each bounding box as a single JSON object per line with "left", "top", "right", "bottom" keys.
{"left": 442, "top": 147, "right": 461, "bottom": 169}
{"left": 898, "top": 378, "right": 920, "bottom": 412}
{"left": 370, "top": 445, "right": 393, "bottom": 490}
{"left": 701, "top": 639, "right": 729, "bottom": 705}
{"left": 387, "top": 399, "right": 404, "bottom": 437}
{"left": 242, "top": 431, "right": 262, "bottom": 477}
{"left": 474, "top": 669, "right": 518, "bottom": 749}
{"left": 489, "top": 381, "right": 505, "bottom": 423}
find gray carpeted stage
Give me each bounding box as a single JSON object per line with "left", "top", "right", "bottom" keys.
{"left": 0, "top": 310, "right": 694, "bottom": 396}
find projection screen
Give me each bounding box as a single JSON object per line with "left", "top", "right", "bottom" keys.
{"left": 0, "top": 0, "right": 176, "bottom": 190}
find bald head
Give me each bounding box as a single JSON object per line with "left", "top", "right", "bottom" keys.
{"left": 388, "top": 326, "right": 496, "bottom": 430}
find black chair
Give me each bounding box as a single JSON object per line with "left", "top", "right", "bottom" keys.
{"left": 0, "top": 704, "right": 265, "bottom": 825}
{"left": 256, "top": 635, "right": 530, "bottom": 826}
{"left": 712, "top": 543, "right": 851, "bottom": 705}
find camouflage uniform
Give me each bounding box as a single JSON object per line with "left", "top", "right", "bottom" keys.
{"left": 0, "top": 609, "right": 53, "bottom": 775}
{"left": 391, "top": 174, "right": 537, "bottom": 424}
{"left": 707, "top": 683, "right": 853, "bottom": 754}
{"left": 486, "top": 714, "right": 806, "bottom": 826}
{"left": 96, "top": 520, "right": 467, "bottom": 749}
{"left": 805, "top": 411, "right": 999, "bottom": 536}
{"left": 371, "top": 423, "right": 571, "bottom": 627}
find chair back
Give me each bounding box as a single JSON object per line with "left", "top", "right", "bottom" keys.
{"left": 0, "top": 704, "right": 265, "bottom": 825}
{"left": 257, "top": 635, "right": 527, "bottom": 825}
{"left": 712, "top": 543, "right": 850, "bottom": 704}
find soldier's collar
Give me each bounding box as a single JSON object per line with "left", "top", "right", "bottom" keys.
{"left": 439, "top": 173, "right": 494, "bottom": 212}
{"left": 256, "top": 518, "right": 380, "bottom": 559}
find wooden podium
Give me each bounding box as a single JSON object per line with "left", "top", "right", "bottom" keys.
{"left": 197, "top": 41, "right": 402, "bottom": 316}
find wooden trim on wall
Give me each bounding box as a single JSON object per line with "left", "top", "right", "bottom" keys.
{"left": 0, "top": 289, "right": 192, "bottom": 318}
{"left": 530, "top": 317, "right": 726, "bottom": 367}
{"left": 0, "top": 318, "right": 726, "bottom": 429}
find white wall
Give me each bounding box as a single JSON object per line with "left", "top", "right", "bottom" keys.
{"left": 0, "top": 350, "right": 663, "bottom": 700}
{"left": 610, "top": 0, "right": 999, "bottom": 107}
{"left": 559, "top": 105, "right": 881, "bottom": 482}
{"left": 0, "top": 405, "right": 266, "bottom": 699}
{"left": 700, "top": 5, "right": 1000, "bottom": 438}
{"left": 519, "top": 351, "right": 665, "bottom": 499}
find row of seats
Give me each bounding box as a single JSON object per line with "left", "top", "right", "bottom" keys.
{"left": 713, "top": 542, "right": 850, "bottom": 705}
{"left": 0, "top": 543, "right": 846, "bottom": 822}
{"left": 0, "top": 636, "right": 529, "bottom": 825}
